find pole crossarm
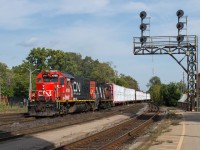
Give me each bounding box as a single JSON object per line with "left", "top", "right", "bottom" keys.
{"left": 133, "top": 35, "right": 198, "bottom": 111}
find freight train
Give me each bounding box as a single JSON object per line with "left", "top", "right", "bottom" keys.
{"left": 28, "top": 70, "right": 150, "bottom": 116}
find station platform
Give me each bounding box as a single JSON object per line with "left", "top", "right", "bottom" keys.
{"left": 148, "top": 111, "right": 200, "bottom": 150}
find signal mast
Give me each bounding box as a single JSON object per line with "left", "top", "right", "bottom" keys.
{"left": 133, "top": 10, "right": 198, "bottom": 111}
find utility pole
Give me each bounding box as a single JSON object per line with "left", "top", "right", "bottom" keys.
{"left": 114, "top": 65, "right": 117, "bottom": 84}
{"left": 0, "top": 84, "right": 1, "bottom": 102}
{"left": 22, "top": 66, "right": 39, "bottom": 100}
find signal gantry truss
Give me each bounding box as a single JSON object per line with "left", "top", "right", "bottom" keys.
{"left": 133, "top": 35, "right": 198, "bottom": 111}
{"left": 133, "top": 10, "right": 198, "bottom": 111}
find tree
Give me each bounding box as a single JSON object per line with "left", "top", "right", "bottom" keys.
{"left": 0, "top": 62, "right": 15, "bottom": 97}
{"left": 147, "top": 76, "right": 161, "bottom": 87}
{"left": 147, "top": 76, "right": 162, "bottom": 105}
{"left": 12, "top": 63, "right": 39, "bottom": 97}
{"left": 0, "top": 47, "right": 140, "bottom": 98}
{"left": 118, "top": 74, "right": 138, "bottom": 89}
{"left": 90, "top": 62, "right": 114, "bottom": 83}
{"left": 27, "top": 47, "right": 50, "bottom": 71}
{"left": 176, "top": 81, "right": 187, "bottom": 93}
{"left": 162, "top": 82, "right": 182, "bottom": 106}
{"left": 81, "top": 56, "right": 94, "bottom": 78}
{"left": 65, "top": 52, "right": 83, "bottom": 76}
{"left": 149, "top": 85, "right": 162, "bottom": 105}
{"left": 47, "top": 49, "right": 66, "bottom": 71}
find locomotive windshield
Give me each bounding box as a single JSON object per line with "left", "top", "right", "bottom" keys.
{"left": 43, "top": 77, "right": 58, "bottom": 82}
{"left": 42, "top": 73, "right": 59, "bottom": 82}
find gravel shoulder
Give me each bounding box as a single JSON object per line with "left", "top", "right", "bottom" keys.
{"left": 0, "top": 103, "right": 148, "bottom": 150}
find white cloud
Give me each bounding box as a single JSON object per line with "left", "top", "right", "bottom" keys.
{"left": 0, "top": 0, "right": 49, "bottom": 29}
{"left": 49, "top": 24, "right": 130, "bottom": 58}
{"left": 18, "top": 37, "right": 39, "bottom": 47}
{"left": 56, "top": 0, "right": 109, "bottom": 14}
{"left": 120, "top": 2, "right": 149, "bottom": 13}
{"left": 0, "top": 0, "right": 200, "bottom": 91}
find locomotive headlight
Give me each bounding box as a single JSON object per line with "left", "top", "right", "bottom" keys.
{"left": 42, "top": 85, "right": 45, "bottom": 90}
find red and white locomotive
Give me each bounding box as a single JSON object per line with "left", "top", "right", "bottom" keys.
{"left": 28, "top": 70, "right": 150, "bottom": 116}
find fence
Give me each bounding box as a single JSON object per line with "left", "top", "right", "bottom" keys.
{"left": 0, "top": 96, "right": 9, "bottom": 105}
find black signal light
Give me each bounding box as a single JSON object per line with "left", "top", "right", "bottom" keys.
{"left": 176, "top": 22, "right": 184, "bottom": 30}
{"left": 140, "top": 23, "right": 147, "bottom": 31}
{"left": 177, "top": 35, "right": 184, "bottom": 42}
{"left": 140, "top": 11, "right": 147, "bottom": 20}
{"left": 140, "top": 36, "right": 147, "bottom": 44}
{"left": 176, "top": 10, "right": 184, "bottom": 18}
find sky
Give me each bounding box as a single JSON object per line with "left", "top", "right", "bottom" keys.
{"left": 0, "top": 0, "right": 199, "bottom": 91}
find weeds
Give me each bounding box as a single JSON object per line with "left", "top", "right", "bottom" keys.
{"left": 0, "top": 102, "right": 27, "bottom": 113}
{"left": 166, "top": 140, "right": 173, "bottom": 143}
{"left": 152, "top": 140, "right": 164, "bottom": 145}
{"left": 134, "top": 110, "right": 183, "bottom": 150}
{"left": 166, "top": 112, "right": 183, "bottom": 120}
{"left": 162, "top": 128, "right": 172, "bottom": 133}
{"left": 134, "top": 120, "right": 171, "bottom": 150}
{"left": 171, "top": 120, "right": 180, "bottom": 126}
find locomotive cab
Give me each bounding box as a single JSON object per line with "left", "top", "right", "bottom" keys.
{"left": 28, "top": 70, "right": 73, "bottom": 116}
{"left": 35, "top": 71, "right": 72, "bottom": 101}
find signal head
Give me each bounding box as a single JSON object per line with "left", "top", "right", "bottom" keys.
{"left": 140, "top": 11, "right": 147, "bottom": 19}
{"left": 176, "top": 10, "right": 184, "bottom": 18}
{"left": 140, "top": 36, "right": 147, "bottom": 44}
{"left": 177, "top": 35, "right": 184, "bottom": 42}
{"left": 176, "top": 22, "right": 184, "bottom": 30}
{"left": 140, "top": 23, "right": 147, "bottom": 31}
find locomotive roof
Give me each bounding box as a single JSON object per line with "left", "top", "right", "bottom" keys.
{"left": 63, "top": 73, "right": 75, "bottom": 79}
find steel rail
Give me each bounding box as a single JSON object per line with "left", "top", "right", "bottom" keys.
{"left": 55, "top": 103, "right": 159, "bottom": 150}
{"left": 0, "top": 104, "right": 145, "bottom": 142}
{"left": 98, "top": 112, "right": 158, "bottom": 150}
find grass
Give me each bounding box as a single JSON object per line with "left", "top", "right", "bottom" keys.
{"left": 134, "top": 120, "right": 171, "bottom": 150}
{"left": 166, "top": 112, "right": 183, "bottom": 120}
{"left": 133, "top": 111, "right": 183, "bottom": 150}
{"left": 152, "top": 140, "right": 164, "bottom": 145}
{"left": 162, "top": 128, "right": 172, "bottom": 133}
{"left": 166, "top": 111, "right": 182, "bottom": 126}
{"left": 0, "top": 102, "right": 27, "bottom": 113}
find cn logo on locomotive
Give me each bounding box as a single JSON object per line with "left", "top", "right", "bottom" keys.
{"left": 72, "top": 82, "right": 81, "bottom": 93}
{"left": 38, "top": 90, "right": 52, "bottom": 97}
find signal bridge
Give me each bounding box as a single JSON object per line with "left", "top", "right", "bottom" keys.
{"left": 133, "top": 10, "right": 198, "bottom": 111}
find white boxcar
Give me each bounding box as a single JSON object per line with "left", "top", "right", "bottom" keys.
{"left": 146, "top": 93, "right": 151, "bottom": 100}
{"left": 142, "top": 92, "right": 146, "bottom": 100}
{"left": 111, "top": 84, "right": 135, "bottom": 103}
{"left": 124, "top": 87, "right": 135, "bottom": 101}
{"left": 112, "top": 84, "right": 125, "bottom": 103}
{"left": 136, "top": 91, "right": 143, "bottom": 101}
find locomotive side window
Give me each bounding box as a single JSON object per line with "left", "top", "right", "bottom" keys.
{"left": 37, "top": 78, "right": 41, "bottom": 82}
{"left": 60, "top": 77, "right": 64, "bottom": 85}
{"left": 52, "top": 78, "right": 58, "bottom": 82}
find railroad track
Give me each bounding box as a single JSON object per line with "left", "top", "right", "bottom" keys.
{"left": 0, "top": 113, "right": 25, "bottom": 119}
{"left": 0, "top": 113, "right": 35, "bottom": 126}
{"left": 55, "top": 103, "right": 159, "bottom": 150}
{"left": 0, "top": 103, "right": 146, "bottom": 143}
